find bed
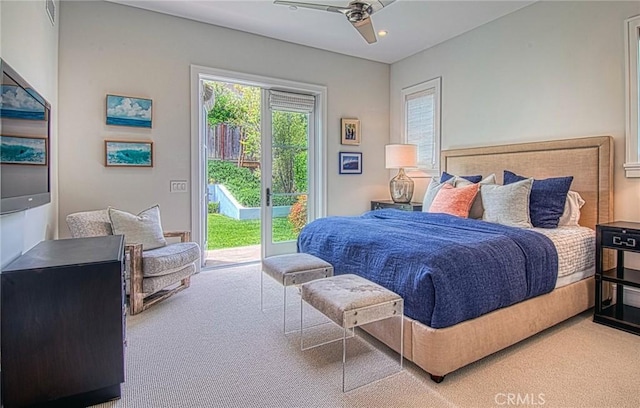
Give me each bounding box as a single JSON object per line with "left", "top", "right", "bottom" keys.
{"left": 299, "top": 136, "right": 613, "bottom": 382}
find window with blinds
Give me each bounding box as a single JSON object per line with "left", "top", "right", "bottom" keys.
{"left": 402, "top": 77, "right": 441, "bottom": 176}
{"left": 269, "top": 89, "right": 315, "bottom": 113}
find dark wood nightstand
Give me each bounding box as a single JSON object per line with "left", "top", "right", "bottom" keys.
{"left": 371, "top": 200, "right": 422, "bottom": 212}
{"left": 594, "top": 221, "right": 640, "bottom": 335}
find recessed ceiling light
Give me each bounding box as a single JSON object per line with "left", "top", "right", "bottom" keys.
{"left": 378, "top": 30, "right": 388, "bottom": 37}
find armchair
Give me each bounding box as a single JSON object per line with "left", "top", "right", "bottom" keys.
{"left": 66, "top": 209, "right": 200, "bottom": 315}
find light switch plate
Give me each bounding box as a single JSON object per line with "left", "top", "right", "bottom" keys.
{"left": 170, "top": 180, "right": 188, "bottom": 193}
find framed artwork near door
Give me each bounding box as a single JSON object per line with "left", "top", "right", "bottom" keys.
{"left": 340, "top": 118, "right": 360, "bottom": 145}
{"left": 338, "top": 152, "right": 362, "bottom": 174}
{"left": 106, "top": 94, "right": 152, "bottom": 128}
{"left": 104, "top": 140, "right": 153, "bottom": 167}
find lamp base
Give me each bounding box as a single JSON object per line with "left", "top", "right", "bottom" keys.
{"left": 389, "top": 168, "right": 414, "bottom": 203}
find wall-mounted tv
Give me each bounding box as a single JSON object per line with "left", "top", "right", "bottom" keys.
{"left": 0, "top": 59, "right": 51, "bottom": 215}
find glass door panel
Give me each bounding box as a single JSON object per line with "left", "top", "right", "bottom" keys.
{"left": 263, "top": 106, "right": 311, "bottom": 256}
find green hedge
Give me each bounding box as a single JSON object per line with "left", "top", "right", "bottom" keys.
{"left": 209, "top": 160, "right": 299, "bottom": 207}
{"left": 209, "top": 160, "right": 260, "bottom": 207}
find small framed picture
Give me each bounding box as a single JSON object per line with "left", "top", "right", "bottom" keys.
{"left": 341, "top": 118, "right": 360, "bottom": 145}
{"left": 339, "top": 152, "right": 362, "bottom": 174}
{"left": 106, "top": 94, "right": 152, "bottom": 128}
{"left": 105, "top": 140, "right": 153, "bottom": 167}
{"left": 0, "top": 135, "right": 47, "bottom": 165}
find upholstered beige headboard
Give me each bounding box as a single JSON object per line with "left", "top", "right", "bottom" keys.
{"left": 441, "top": 136, "right": 613, "bottom": 230}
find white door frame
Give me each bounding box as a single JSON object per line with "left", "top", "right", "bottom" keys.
{"left": 190, "top": 65, "right": 327, "bottom": 265}
{"left": 261, "top": 90, "right": 317, "bottom": 257}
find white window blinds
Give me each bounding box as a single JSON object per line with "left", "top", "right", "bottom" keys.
{"left": 269, "top": 90, "right": 315, "bottom": 113}
{"left": 406, "top": 89, "right": 436, "bottom": 170}
{"left": 402, "top": 77, "right": 441, "bottom": 174}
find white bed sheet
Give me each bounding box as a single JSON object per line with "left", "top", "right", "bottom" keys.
{"left": 532, "top": 226, "right": 595, "bottom": 288}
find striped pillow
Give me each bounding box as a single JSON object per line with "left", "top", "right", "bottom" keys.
{"left": 429, "top": 183, "right": 480, "bottom": 218}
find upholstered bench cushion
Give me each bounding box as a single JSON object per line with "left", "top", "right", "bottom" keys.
{"left": 142, "top": 242, "right": 200, "bottom": 277}
{"left": 143, "top": 264, "right": 195, "bottom": 294}
{"left": 262, "top": 253, "right": 333, "bottom": 285}
{"left": 301, "top": 274, "right": 402, "bottom": 328}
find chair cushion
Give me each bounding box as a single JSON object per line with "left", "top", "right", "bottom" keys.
{"left": 142, "top": 242, "right": 200, "bottom": 277}
{"left": 109, "top": 205, "right": 167, "bottom": 250}
{"left": 142, "top": 263, "right": 195, "bottom": 294}
{"left": 66, "top": 210, "right": 113, "bottom": 238}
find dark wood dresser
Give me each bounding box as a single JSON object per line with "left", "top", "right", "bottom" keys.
{"left": 1, "top": 235, "right": 126, "bottom": 407}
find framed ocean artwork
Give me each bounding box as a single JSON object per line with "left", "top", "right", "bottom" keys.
{"left": 104, "top": 140, "right": 153, "bottom": 167}
{"left": 106, "top": 94, "right": 152, "bottom": 128}
{"left": 0, "top": 135, "right": 47, "bottom": 165}
{"left": 0, "top": 85, "right": 47, "bottom": 120}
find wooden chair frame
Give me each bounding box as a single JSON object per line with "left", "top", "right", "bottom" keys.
{"left": 126, "top": 231, "right": 192, "bottom": 315}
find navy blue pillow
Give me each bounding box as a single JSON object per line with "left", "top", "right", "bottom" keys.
{"left": 503, "top": 170, "right": 573, "bottom": 228}
{"left": 440, "top": 171, "right": 482, "bottom": 184}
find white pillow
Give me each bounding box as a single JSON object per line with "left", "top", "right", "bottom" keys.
{"left": 422, "top": 177, "right": 455, "bottom": 211}
{"left": 558, "top": 191, "right": 585, "bottom": 226}
{"left": 455, "top": 174, "right": 496, "bottom": 219}
{"left": 481, "top": 178, "right": 533, "bottom": 228}
{"left": 108, "top": 205, "right": 167, "bottom": 250}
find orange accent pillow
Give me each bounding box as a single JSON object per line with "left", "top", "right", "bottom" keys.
{"left": 429, "top": 183, "right": 480, "bottom": 218}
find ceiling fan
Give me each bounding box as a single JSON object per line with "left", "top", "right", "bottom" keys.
{"left": 273, "top": 0, "right": 396, "bottom": 44}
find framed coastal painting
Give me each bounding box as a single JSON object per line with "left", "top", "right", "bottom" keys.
{"left": 338, "top": 152, "right": 362, "bottom": 174}
{"left": 341, "top": 118, "right": 360, "bottom": 145}
{"left": 106, "top": 94, "right": 152, "bottom": 128}
{"left": 105, "top": 140, "right": 153, "bottom": 167}
{"left": 0, "top": 135, "right": 47, "bottom": 165}
{"left": 0, "top": 85, "right": 47, "bottom": 120}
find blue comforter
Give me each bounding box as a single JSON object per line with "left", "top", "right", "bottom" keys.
{"left": 297, "top": 210, "right": 558, "bottom": 328}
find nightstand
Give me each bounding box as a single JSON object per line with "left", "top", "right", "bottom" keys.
{"left": 371, "top": 200, "right": 422, "bottom": 212}
{"left": 594, "top": 221, "right": 640, "bottom": 335}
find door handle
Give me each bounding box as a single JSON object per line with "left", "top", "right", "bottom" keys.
{"left": 266, "top": 188, "right": 271, "bottom": 207}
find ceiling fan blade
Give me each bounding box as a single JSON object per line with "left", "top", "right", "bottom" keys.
{"left": 273, "top": 1, "right": 349, "bottom": 14}
{"left": 369, "top": 0, "right": 396, "bottom": 14}
{"left": 351, "top": 17, "right": 376, "bottom": 44}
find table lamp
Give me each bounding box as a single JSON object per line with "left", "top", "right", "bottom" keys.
{"left": 385, "top": 144, "right": 418, "bottom": 203}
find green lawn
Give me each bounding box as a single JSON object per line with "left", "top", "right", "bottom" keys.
{"left": 207, "top": 213, "right": 298, "bottom": 249}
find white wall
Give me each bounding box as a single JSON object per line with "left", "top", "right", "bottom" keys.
{"left": 391, "top": 1, "right": 640, "bottom": 223}
{"left": 57, "top": 1, "right": 389, "bottom": 237}
{"left": 0, "top": 0, "right": 59, "bottom": 268}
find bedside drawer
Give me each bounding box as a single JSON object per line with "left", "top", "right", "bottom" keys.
{"left": 602, "top": 230, "right": 640, "bottom": 251}
{"left": 395, "top": 203, "right": 414, "bottom": 211}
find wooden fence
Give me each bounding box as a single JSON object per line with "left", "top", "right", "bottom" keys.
{"left": 207, "top": 124, "right": 259, "bottom": 169}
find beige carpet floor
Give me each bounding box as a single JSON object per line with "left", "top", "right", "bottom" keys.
{"left": 96, "top": 264, "right": 640, "bottom": 408}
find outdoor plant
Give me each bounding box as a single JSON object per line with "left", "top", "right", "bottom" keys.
{"left": 288, "top": 195, "right": 307, "bottom": 233}
{"left": 208, "top": 202, "right": 219, "bottom": 214}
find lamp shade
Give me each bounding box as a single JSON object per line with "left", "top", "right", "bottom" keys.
{"left": 385, "top": 144, "right": 418, "bottom": 169}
